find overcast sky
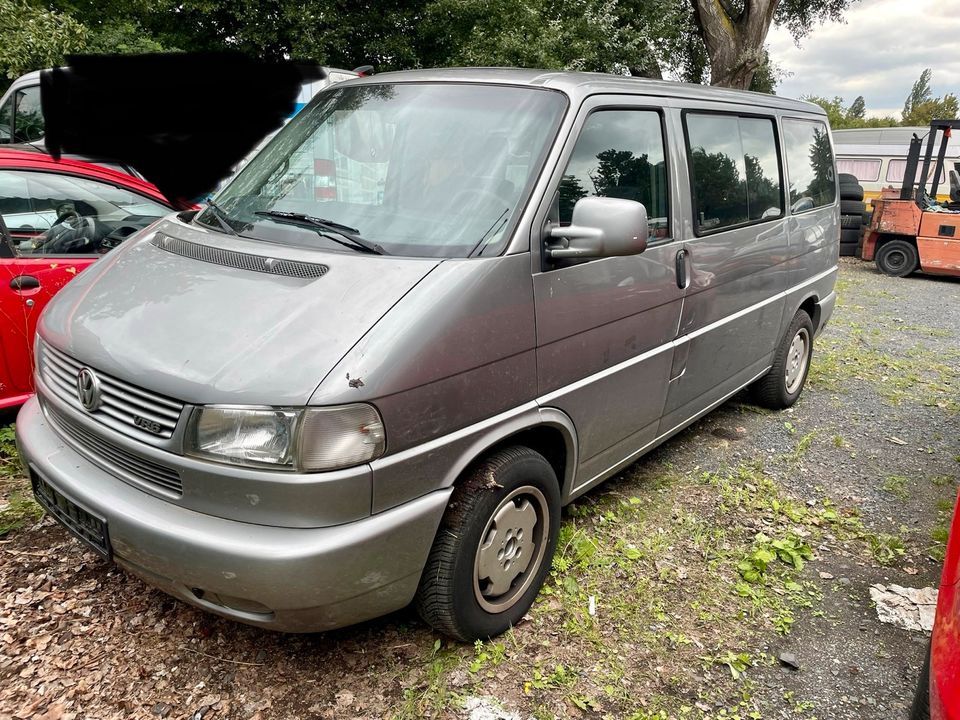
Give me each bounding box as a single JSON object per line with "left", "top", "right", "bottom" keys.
{"left": 766, "top": 0, "right": 960, "bottom": 118}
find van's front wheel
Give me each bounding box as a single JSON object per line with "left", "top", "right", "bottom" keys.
{"left": 415, "top": 446, "right": 560, "bottom": 641}
{"left": 752, "top": 309, "right": 814, "bottom": 410}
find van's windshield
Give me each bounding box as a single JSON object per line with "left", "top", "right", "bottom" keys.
{"left": 206, "top": 83, "right": 566, "bottom": 258}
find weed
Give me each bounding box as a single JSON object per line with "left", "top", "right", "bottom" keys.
{"left": 701, "top": 651, "right": 753, "bottom": 680}
{"left": 868, "top": 533, "right": 906, "bottom": 565}
{"left": 882, "top": 475, "right": 910, "bottom": 499}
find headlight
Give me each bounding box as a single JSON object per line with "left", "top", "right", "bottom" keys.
{"left": 186, "top": 404, "right": 385, "bottom": 472}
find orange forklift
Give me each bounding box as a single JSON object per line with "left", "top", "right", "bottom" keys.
{"left": 861, "top": 119, "right": 960, "bottom": 278}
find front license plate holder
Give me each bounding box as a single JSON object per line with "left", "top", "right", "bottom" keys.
{"left": 31, "top": 470, "right": 112, "bottom": 560}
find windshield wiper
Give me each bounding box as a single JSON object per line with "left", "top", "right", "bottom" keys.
{"left": 254, "top": 210, "right": 386, "bottom": 255}
{"left": 197, "top": 199, "right": 238, "bottom": 236}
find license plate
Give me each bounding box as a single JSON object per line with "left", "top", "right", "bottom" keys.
{"left": 31, "top": 471, "right": 111, "bottom": 559}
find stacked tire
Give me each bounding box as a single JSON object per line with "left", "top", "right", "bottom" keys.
{"left": 838, "top": 173, "right": 865, "bottom": 257}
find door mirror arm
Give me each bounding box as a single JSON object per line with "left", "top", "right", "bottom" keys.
{"left": 545, "top": 196, "right": 648, "bottom": 260}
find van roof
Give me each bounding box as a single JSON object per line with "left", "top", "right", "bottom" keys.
{"left": 832, "top": 126, "right": 939, "bottom": 145}
{"left": 344, "top": 67, "right": 826, "bottom": 116}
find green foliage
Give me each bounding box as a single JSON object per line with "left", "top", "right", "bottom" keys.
{"left": 868, "top": 533, "right": 905, "bottom": 565}
{"left": 82, "top": 19, "right": 174, "bottom": 54}
{"left": 701, "top": 650, "right": 752, "bottom": 680}
{"left": 0, "top": 0, "right": 87, "bottom": 82}
{"left": 803, "top": 95, "right": 899, "bottom": 129}
{"left": 737, "top": 532, "right": 813, "bottom": 583}
{"left": 902, "top": 69, "right": 959, "bottom": 126}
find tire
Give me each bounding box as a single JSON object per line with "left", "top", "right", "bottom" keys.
{"left": 841, "top": 228, "right": 860, "bottom": 244}
{"left": 838, "top": 173, "right": 859, "bottom": 185}
{"left": 840, "top": 214, "right": 862, "bottom": 229}
{"left": 909, "top": 640, "right": 931, "bottom": 720}
{"left": 839, "top": 184, "right": 865, "bottom": 201}
{"left": 415, "top": 446, "right": 561, "bottom": 641}
{"left": 875, "top": 239, "right": 919, "bottom": 277}
{"left": 751, "top": 309, "right": 814, "bottom": 409}
{"left": 840, "top": 199, "right": 866, "bottom": 215}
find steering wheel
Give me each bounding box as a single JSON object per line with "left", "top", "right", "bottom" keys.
{"left": 35, "top": 214, "right": 99, "bottom": 254}
{"left": 55, "top": 208, "right": 81, "bottom": 226}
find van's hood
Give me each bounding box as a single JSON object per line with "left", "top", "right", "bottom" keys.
{"left": 39, "top": 219, "right": 440, "bottom": 406}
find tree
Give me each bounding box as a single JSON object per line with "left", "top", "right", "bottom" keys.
{"left": 901, "top": 68, "right": 959, "bottom": 126}
{"left": 847, "top": 95, "right": 865, "bottom": 120}
{"left": 803, "top": 95, "right": 899, "bottom": 129}
{"left": 691, "top": 0, "right": 854, "bottom": 89}
{"left": 0, "top": 0, "right": 86, "bottom": 87}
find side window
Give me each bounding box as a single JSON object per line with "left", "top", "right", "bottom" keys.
{"left": 8, "top": 171, "right": 169, "bottom": 256}
{"left": 0, "top": 171, "right": 39, "bottom": 233}
{"left": 13, "top": 86, "right": 44, "bottom": 143}
{"left": 837, "top": 158, "right": 881, "bottom": 182}
{"left": 558, "top": 109, "right": 668, "bottom": 239}
{"left": 685, "top": 113, "right": 783, "bottom": 233}
{"left": 782, "top": 118, "right": 836, "bottom": 212}
{"left": 886, "top": 158, "right": 944, "bottom": 186}
{"left": 0, "top": 96, "right": 12, "bottom": 143}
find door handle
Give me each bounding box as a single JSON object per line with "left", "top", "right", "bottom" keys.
{"left": 10, "top": 275, "right": 40, "bottom": 291}
{"left": 675, "top": 249, "right": 687, "bottom": 289}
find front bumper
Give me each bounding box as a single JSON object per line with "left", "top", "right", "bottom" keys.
{"left": 16, "top": 396, "right": 451, "bottom": 632}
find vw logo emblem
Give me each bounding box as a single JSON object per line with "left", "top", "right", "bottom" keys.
{"left": 76, "top": 368, "right": 102, "bottom": 412}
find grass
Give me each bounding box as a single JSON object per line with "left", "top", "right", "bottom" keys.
{"left": 808, "top": 333, "right": 959, "bottom": 411}
{"left": 0, "top": 424, "right": 42, "bottom": 537}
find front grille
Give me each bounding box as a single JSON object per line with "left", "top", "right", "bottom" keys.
{"left": 45, "top": 402, "right": 183, "bottom": 496}
{"left": 38, "top": 341, "right": 184, "bottom": 441}
{"left": 152, "top": 233, "right": 329, "bottom": 279}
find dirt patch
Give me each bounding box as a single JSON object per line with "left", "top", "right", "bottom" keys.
{"left": 1, "top": 259, "right": 958, "bottom": 719}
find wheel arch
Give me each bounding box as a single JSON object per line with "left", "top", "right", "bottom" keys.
{"left": 444, "top": 407, "right": 579, "bottom": 503}
{"left": 875, "top": 232, "right": 918, "bottom": 251}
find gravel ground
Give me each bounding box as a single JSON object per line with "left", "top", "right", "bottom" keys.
{"left": 1, "top": 258, "right": 958, "bottom": 720}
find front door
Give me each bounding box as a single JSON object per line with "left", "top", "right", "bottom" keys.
{"left": 532, "top": 101, "right": 685, "bottom": 495}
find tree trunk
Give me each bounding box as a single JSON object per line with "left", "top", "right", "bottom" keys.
{"left": 692, "top": 0, "right": 779, "bottom": 89}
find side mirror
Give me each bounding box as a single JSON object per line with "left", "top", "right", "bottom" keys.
{"left": 547, "top": 196, "right": 648, "bottom": 259}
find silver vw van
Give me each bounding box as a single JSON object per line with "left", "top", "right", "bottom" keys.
{"left": 17, "top": 69, "right": 838, "bottom": 641}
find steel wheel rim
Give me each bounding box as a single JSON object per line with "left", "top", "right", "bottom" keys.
{"left": 886, "top": 249, "right": 907, "bottom": 270}
{"left": 785, "top": 327, "right": 810, "bottom": 395}
{"left": 473, "top": 486, "right": 549, "bottom": 613}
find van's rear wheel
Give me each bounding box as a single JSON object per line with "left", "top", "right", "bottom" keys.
{"left": 415, "top": 446, "right": 560, "bottom": 641}
{"left": 752, "top": 309, "right": 814, "bottom": 410}
{"left": 876, "top": 239, "right": 919, "bottom": 277}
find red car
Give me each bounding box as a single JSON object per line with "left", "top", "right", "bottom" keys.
{"left": 914, "top": 488, "right": 960, "bottom": 720}
{"left": 0, "top": 147, "right": 175, "bottom": 408}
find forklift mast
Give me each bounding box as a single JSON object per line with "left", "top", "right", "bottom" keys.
{"left": 902, "top": 119, "right": 960, "bottom": 205}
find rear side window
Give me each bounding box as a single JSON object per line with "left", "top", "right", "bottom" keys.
{"left": 782, "top": 118, "right": 836, "bottom": 211}
{"left": 837, "top": 158, "right": 881, "bottom": 182}
{"left": 685, "top": 113, "right": 783, "bottom": 232}
{"left": 558, "top": 109, "right": 669, "bottom": 239}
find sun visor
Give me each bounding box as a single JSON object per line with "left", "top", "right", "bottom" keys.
{"left": 41, "top": 53, "right": 326, "bottom": 208}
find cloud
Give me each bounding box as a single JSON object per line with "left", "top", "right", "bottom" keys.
{"left": 767, "top": 0, "right": 960, "bottom": 118}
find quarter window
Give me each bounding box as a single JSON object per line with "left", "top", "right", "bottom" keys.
{"left": 782, "top": 118, "right": 836, "bottom": 211}
{"left": 685, "top": 113, "right": 783, "bottom": 232}
{"left": 558, "top": 110, "right": 669, "bottom": 239}
{"left": 13, "top": 86, "right": 44, "bottom": 142}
